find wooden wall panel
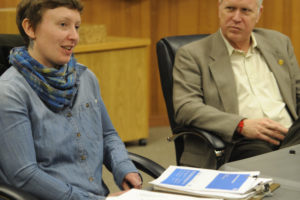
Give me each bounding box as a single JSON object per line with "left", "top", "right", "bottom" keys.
{"left": 81, "top": 0, "right": 151, "bottom": 37}
{"left": 0, "top": 8, "right": 18, "bottom": 34}
{"left": 149, "top": 0, "right": 220, "bottom": 126}
{"left": 2, "top": 0, "right": 300, "bottom": 127}
{"left": 0, "top": 0, "right": 18, "bottom": 8}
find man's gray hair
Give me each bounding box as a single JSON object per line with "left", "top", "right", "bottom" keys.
{"left": 218, "top": 0, "right": 263, "bottom": 9}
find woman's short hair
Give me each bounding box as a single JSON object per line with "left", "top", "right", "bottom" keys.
{"left": 16, "top": 0, "right": 83, "bottom": 46}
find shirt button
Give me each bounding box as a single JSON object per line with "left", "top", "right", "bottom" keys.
{"left": 67, "top": 112, "right": 72, "bottom": 117}
{"left": 77, "top": 132, "right": 81, "bottom": 137}
{"left": 89, "top": 177, "right": 94, "bottom": 182}
{"left": 81, "top": 155, "right": 86, "bottom": 161}
{"left": 86, "top": 103, "right": 90, "bottom": 108}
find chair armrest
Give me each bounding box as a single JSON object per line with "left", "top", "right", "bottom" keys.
{"left": 128, "top": 152, "right": 165, "bottom": 179}
{"left": 191, "top": 128, "right": 226, "bottom": 151}
{"left": 0, "top": 184, "right": 39, "bottom": 200}
{"left": 169, "top": 127, "right": 226, "bottom": 151}
{"left": 168, "top": 128, "right": 226, "bottom": 168}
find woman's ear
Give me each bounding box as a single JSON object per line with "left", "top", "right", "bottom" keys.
{"left": 22, "top": 18, "right": 36, "bottom": 40}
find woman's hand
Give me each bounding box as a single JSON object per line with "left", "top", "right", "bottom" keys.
{"left": 122, "top": 172, "right": 142, "bottom": 190}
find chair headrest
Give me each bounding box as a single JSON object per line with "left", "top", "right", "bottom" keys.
{"left": 160, "top": 34, "right": 209, "bottom": 65}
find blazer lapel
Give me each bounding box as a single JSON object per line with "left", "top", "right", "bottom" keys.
{"left": 208, "top": 32, "right": 239, "bottom": 114}
{"left": 255, "top": 33, "right": 296, "bottom": 119}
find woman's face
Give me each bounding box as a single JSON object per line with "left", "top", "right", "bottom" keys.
{"left": 26, "top": 7, "right": 81, "bottom": 68}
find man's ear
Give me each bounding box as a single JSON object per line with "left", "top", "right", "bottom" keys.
{"left": 22, "top": 18, "right": 36, "bottom": 39}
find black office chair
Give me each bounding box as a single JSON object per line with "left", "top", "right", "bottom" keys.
{"left": 0, "top": 34, "right": 165, "bottom": 200}
{"left": 156, "top": 34, "right": 226, "bottom": 169}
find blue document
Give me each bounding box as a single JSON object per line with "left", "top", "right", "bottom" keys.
{"left": 206, "top": 173, "right": 250, "bottom": 191}
{"left": 150, "top": 166, "right": 269, "bottom": 199}
{"left": 161, "top": 168, "right": 199, "bottom": 186}
{"left": 161, "top": 168, "right": 250, "bottom": 191}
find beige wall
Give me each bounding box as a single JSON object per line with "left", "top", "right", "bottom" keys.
{"left": 2, "top": 0, "right": 300, "bottom": 126}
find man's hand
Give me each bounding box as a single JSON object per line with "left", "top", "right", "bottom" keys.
{"left": 241, "top": 118, "right": 288, "bottom": 145}
{"left": 121, "top": 172, "right": 142, "bottom": 190}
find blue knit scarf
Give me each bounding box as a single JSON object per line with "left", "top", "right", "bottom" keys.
{"left": 9, "top": 46, "right": 79, "bottom": 112}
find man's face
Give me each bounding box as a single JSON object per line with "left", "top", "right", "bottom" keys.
{"left": 218, "top": 0, "right": 262, "bottom": 49}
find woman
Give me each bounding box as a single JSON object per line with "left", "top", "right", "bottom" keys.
{"left": 0, "top": 0, "right": 142, "bottom": 199}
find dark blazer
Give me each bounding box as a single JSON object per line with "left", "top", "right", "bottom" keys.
{"left": 173, "top": 28, "right": 300, "bottom": 167}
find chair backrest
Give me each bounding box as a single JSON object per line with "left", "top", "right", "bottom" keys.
{"left": 156, "top": 34, "right": 209, "bottom": 130}
{"left": 156, "top": 34, "right": 209, "bottom": 164}
{"left": 0, "top": 34, "right": 25, "bottom": 76}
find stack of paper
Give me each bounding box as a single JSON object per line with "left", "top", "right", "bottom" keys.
{"left": 149, "top": 166, "right": 273, "bottom": 199}
{"left": 107, "top": 189, "right": 222, "bottom": 200}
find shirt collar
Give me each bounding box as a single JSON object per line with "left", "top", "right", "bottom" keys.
{"left": 220, "top": 29, "right": 257, "bottom": 56}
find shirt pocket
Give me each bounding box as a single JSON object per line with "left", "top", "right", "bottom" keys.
{"left": 78, "top": 99, "right": 103, "bottom": 140}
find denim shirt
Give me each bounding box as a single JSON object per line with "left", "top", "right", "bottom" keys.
{"left": 0, "top": 66, "right": 138, "bottom": 200}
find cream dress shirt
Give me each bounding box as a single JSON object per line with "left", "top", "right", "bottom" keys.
{"left": 221, "top": 31, "right": 293, "bottom": 128}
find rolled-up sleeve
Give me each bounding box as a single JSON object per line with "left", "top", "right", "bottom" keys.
{"left": 100, "top": 97, "right": 138, "bottom": 188}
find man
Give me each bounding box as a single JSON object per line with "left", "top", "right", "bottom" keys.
{"left": 173, "top": 0, "right": 300, "bottom": 168}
